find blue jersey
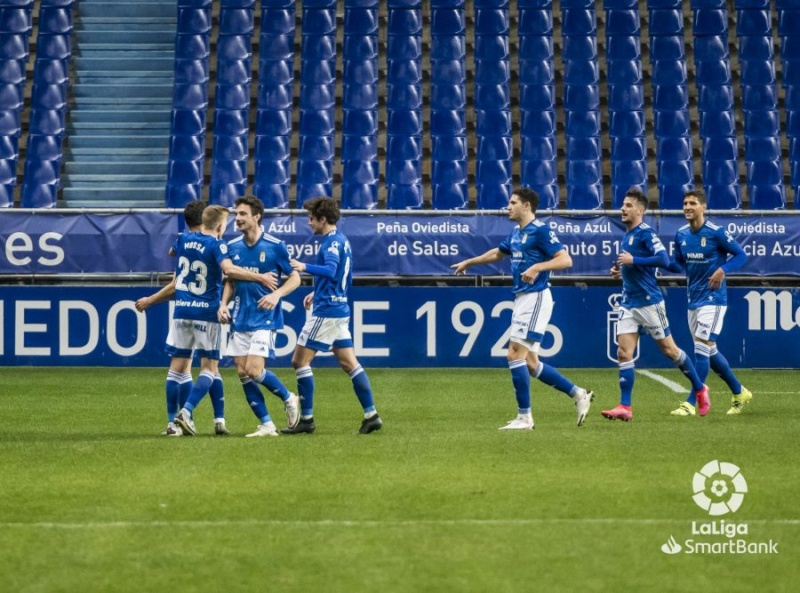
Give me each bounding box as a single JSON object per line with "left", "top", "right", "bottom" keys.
{"left": 673, "top": 221, "right": 746, "bottom": 309}
{"left": 498, "top": 219, "right": 565, "bottom": 294}
{"left": 172, "top": 231, "right": 230, "bottom": 322}
{"left": 620, "top": 223, "right": 667, "bottom": 308}
{"left": 227, "top": 232, "right": 293, "bottom": 331}
{"left": 309, "top": 229, "right": 352, "bottom": 318}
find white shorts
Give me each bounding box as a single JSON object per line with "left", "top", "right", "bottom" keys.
{"left": 689, "top": 305, "right": 726, "bottom": 342}
{"left": 617, "top": 303, "right": 671, "bottom": 341}
{"left": 226, "top": 329, "right": 277, "bottom": 359}
{"left": 509, "top": 289, "right": 553, "bottom": 353}
{"left": 297, "top": 316, "right": 353, "bottom": 352}
{"left": 165, "top": 318, "right": 223, "bottom": 359}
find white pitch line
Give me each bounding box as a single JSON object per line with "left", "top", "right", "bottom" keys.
{"left": 2, "top": 518, "right": 800, "bottom": 529}
{"left": 637, "top": 369, "right": 688, "bottom": 393}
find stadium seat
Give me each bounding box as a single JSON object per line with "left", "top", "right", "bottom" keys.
{"left": 341, "top": 135, "right": 377, "bottom": 160}
{"left": 475, "top": 109, "right": 511, "bottom": 135}
{"left": 563, "top": 111, "right": 599, "bottom": 136}
{"left": 566, "top": 184, "right": 603, "bottom": 210}
{"left": 0, "top": 182, "right": 12, "bottom": 207}
{"left": 521, "top": 160, "right": 556, "bottom": 185}
{"left": 254, "top": 135, "right": 290, "bottom": 160}
{"left": 211, "top": 159, "right": 246, "bottom": 185}
{"left": 342, "top": 160, "right": 378, "bottom": 185}
{"left": 220, "top": 8, "right": 254, "bottom": 35}
{"left": 658, "top": 184, "right": 694, "bottom": 209}
{"left": 0, "top": 82, "right": 21, "bottom": 109}
{"left": 254, "top": 182, "right": 287, "bottom": 209}
{"left": 433, "top": 136, "right": 468, "bottom": 160}
{"left": 745, "top": 137, "right": 781, "bottom": 161}
{"left": 649, "top": 36, "right": 684, "bottom": 60}
{"left": 386, "top": 159, "right": 421, "bottom": 185}
{"left": 652, "top": 84, "right": 688, "bottom": 110}
{"left": 605, "top": 35, "right": 640, "bottom": 60}
{"left": 748, "top": 184, "right": 785, "bottom": 209}
{"left": 0, "top": 33, "right": 28, "bottom": 60}
{"left": 173, "top": 83, "right": 208, "bottom": 110}
{"left": 300, "top": 36, "right": 335, "bottom": 61}
{"left": 344, "top": 109, "right": 379, "bottom": 135}
{"left": 300, "top": 83, "right": 335, "bottom": 110}
{"left": 38, "top": 7, "right": 72, "bottom": 34}
{"left": 740, "top": 60, "right": 775, "bottom": 85}
{"left": 216, "top": 59, "right": 251, "bottom": 86}
{"left": 738, "top": 35, "right": 773, "bottom": 60}
{"left": 432, "top": 184, "right": 468, "bottom": 210}
{"left": 21, "top": 182, "right": 58, "bottom": 208}
{"left": 0, "top": 157, "right": 14, "bottom": 184}
{"left": 175, "top": 34, "right": 210, "bottom": 60}
{"left": 744, "top": 110, "right": 780, "bottom": 137}
{"left": 255, "top": 109, "right": 291, "bottom": 136}
{"left": 301, "top": 59, "right": 334, "bottom": 84}
{"left": 654, "top": 111, "right": 690, "bottom": 136}
{"left": 517, "top": 8, "right": 553, "bottom": 36}
{"left": 702, "top": 136, "right": 738, "bottom": 161}
{"left": 651, "top": 60, "right": 687, "bottom": 84}
{"left": 298, "top": 109, "right": 334, "bottom": 135}
{"left": 736, "top": 9, "right": 770, "bottom": 36}
{"left": 606, "top": 60, "right": 642, "bottom": 85}
{"left": 702, "top": 160, "right": 738, "bottom": 185}
{"left": 474, "top": 83, "right": 509, "bottom": 109}
{"left": 475, "top": 60, "right": 509, "bottom": 85}
{"left": 564, "top": 85, "right": 599, "bottom": 110}
{"left": 564, "top": 60, "right": 599, "bottom": 84}
{"left": 387, "top": 35, "right": 421, "bottom": 61}
{"left": 387, "top": 59, "right": 420, "bottom": 84}
{"left": 562, "top": 35, "right": 597, "bottom": 60}
{"left": 23, "top": 158, "right": 59, "bottom": 184}
{"left": 692, "top": 35, "right": 728, "bottom": 61}
{"left": 344, "top": 35, "right": 378, "bottom": 61}
{"left": 611, "top": 137, "right": 647, "bottom": 161}
{"left": 697, "top": 84, "right": 734, "bottom": 111}
{"left": 0, "top": 108, "right": 19, "bottom": 135}
{"left": 699, "top": 111, "right": 736, "bottom": 136}
{"left": 168, "top": 159, "right": 203, "bottom": 185}
{"left": 431, "top": 161, "right": 467, "bottom": 185}
{"left": 430, "top": 8, "right": 465, "bottom": 36}
{"left": 607, "top": 84, "right": 644, "bottom": 110}
{"left": 261, "top": 7, "right": 294, "bottom": 36}
{"left": 429, "top": 109, "right": 464, "bottom": 135}
{"left": 341, "top": 182, "right": 377, "bottom": 210}
{"left": 387, "top": 136, "right": 421, "bottom": 160}
{"left": 26, "top": 134, "right": 61, "bottom": 160}
{"left": 166, "top": 183, "right": 202, "bottom": 208}
{"left": 387, "top": 7, "right": 422, "bottom": 35}
{"left": 474, "top": 8, "right": 508, "bottom": 35}
{"left": 212, "top": 109, "right": 247, "bottom": 136}
{"left": 475, "top": 160, "right": 512, "bottom": 184}
{"left": 215, "top": 84, "right": 251, "bottom": 110}
{"left": 0, "top": 59, "right": 23, "bottom": 84}
{"left": 476, "top": 184, "right": 512, "bottom": 209}
{"left": 647, "top": 9, "right": 682, "bottom": 36}
{"left": 693, "top": 9, "right": 728, "bottom": 36}
{"left": 656, "top": 137, "right": 692, "bottom": 161}
{"left": 611, "top": 161, "right": 647, "bottom": 185}
{"left": 746, "top": 160, "right": 782, "bottom": 185}
{"left": 657, "top": 160, "right": 693, "bottom": 185}
{"left": 387, "top": 183, "right": 423, "bottom": 210}
{"left": 561, "top": 9, "right": 596, "bottom": 36}
{"left": 299, "top": 136, "right": 334, "bottom": 160}
{"left": 566, "top": 160, "right": 602, "bottom": 185}
{"left": 474, "top": 35, "right": 508, "bottom": 61}
{"left": 605, "top": 10, "right": 639, "bottom": 35}
{"left": 297, "top": 160, "right": 332, "bottom": 185}
{"left": 609, "top": 111, "right": 645, "bottom": 137}
{"left": 35, "top": 34, "right": 70, "bottom": 60}
{"left": 387, "top": 84, "right": 422, "bottom": 110}
{"left": 526, "top": 184, "right": 559, "bottom": 210}
{"left": 28, "top": 108, "right": 63, "bottom": 135}
{"left": 32, "top": 83, "right": 66, "bottom": 110}
{"left": 254, "top": 160, "right": 290, "bottom": 185}
{"left": 0, "top": 7, "right": 31, "bottom": 34}
{"left": 705, "top": 184, "right": 740, "bottom": 209}
{"left": 695, "top": 60, "right": 732, "bottom": 84}
{"left": 345, "top": 6, "right": 377, "bottom": 33}
{"left": 213, "top": 135, "right": 248, "bottom": 160}
{"left": 177, "top": 7, "right": 211, "bottom": 34}
{"left": 518, "top": 59, "right": 554, "bottom": 85}
{"left": 430, "top": 84, "right": 466, "bottom": 110}
{"left": 0, "top": 134, "right": 17, "bottom": 159}
{"left": 174, "top": 59, "right": 209, "bottom": 84}
{"left": 301, "top": 7, "right": 336, "bottom": 35}
{"left": 565, "top": 137, "right": 601, "bottom": 160}
{"left": 345, "top": 60, "right": 378, "bottom": 84}
{"left": 741, "top": 85, "right": 777, "bottom": 110}
{"left": 477, "top": 136, "right": 512, "bottom": 161}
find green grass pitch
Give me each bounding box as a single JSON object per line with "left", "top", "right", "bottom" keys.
{"left": 0, "top": 367, "right": 797, "bottom": 592}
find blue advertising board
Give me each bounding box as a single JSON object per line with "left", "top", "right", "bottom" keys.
{"left": 1, "top": 286, "right": 798, "bottom": 368}
{"left": 1, "top": 211, "right": 798, "bottom": 277}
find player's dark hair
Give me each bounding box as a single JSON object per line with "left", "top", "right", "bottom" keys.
{"left": 304, "top": 196, "right": 340, "bottom": 225}
{"left": 684, "top": 188, "right": 707, "bottom": 205}
{"left": 183, "top": 200, "right": 207, "bottom": 228}
{"left": 513, "top": 187, "right": 540, "bottom": 213}
{"left": 235, "top": 195, "right": 264, "bottom": 224}
{"left": 625, "top": 187, "right": 649, "bottom": 209}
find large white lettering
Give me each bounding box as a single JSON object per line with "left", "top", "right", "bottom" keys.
{"left": 15, "top": 300, "right": 50, "bottom": 356}
{"left": 744, "top": 290, "right": 800, "bottom": 331}
{"left": 107, "top": 301, "right": 146, "bottom": 356}
{"left": 59, "top": 301, "right": 99, "bottom": 356}
{"left": 5, "top": 232, "right": 65, "bottom": 266}
{"left": 354, "top": 301, "right": 390, "bottom": 357}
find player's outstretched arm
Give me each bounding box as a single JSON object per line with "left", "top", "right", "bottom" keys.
{"left": 258, "top": 271, "right": 301, "bottom": 310}
{"left": 451, "top": 248, "right": 505, "bottom": 275}
{"left": 134, "top": 276, "right": 176, "bottom": 312}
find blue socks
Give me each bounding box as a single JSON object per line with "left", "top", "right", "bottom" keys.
{"left": 256, "top": 369, "right": 291, "bottom": 401}
{"left": 532, "top": 361, "right": 577, "bottom": 397}
{"left": 674, "top": 349, "right": 704, "bottom": 392}
{"left": 241, "top": 377, "right": 271, "bottom": 424}
{"left": 209, "top": 373, "right": 225, "bottom": 420}
{"left": 296, "top": 366, "right": 315, "bottom": 418}
{"left": 509, "top": 359, "right": 531, "bottom": 414}
{"left": 619, "top": 362, "right": 635, "bottom": 407}
{"left": 183, "top": 370, "right": 214, "bottom": 414}
{"left": 165, "top": 370, "right": 190, "bottom": 422}
{"left": 350, "top": 365, "right": 376, "bottom": 414}
{"left": 710, "top": 346, "right": 742, "bottom": 394}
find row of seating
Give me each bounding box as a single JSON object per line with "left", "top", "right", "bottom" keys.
{"left": 779, "top": 1, "right": 800, "bottom": 199}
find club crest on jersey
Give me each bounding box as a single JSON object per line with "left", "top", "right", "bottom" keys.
{"left": 701, "top": 237, "right": 707, "bottom": 247}
{"left": 259, "top": 252, "right": 265, "bottom": 262}
{"left": 629, "top": 237, "right": 634, "bottom": 245}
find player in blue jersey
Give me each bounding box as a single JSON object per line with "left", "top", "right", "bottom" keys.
{"left": 282, "top": 197, "right": 383, "bottom": 435}
{"left": 218, "top": 196, "right": 302, "bottom": 437}
{"left": 601, "top": 188, "right": 709, "bottom": 422}
{"left": 167, "top": 205, "right": 278, "bottom": 437}
{"left": 135, "top": 199, "right": 233, "bottom": 436}
{"left": 451, "top": 187, "right": 594, "bottom": 430}
{"left": 666, "top": 189, "right": 751, "bottom": 416}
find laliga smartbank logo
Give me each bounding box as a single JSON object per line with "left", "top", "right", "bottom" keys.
{"left": 660, "top": 460, "right": 779, "bottom": 556}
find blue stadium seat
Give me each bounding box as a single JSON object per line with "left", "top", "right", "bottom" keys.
{"left": 387, "top": 135, "right": 421, "bottom": 160}
{"left": 213, "top": 135, "right": 248, "bottom": 160}
{"left": 748, "top": 184, "right": 785, "bottom": 209}
{"left": 562, "top": 35, "right": 596, "bottom": 60}
{"left": 32, "top": 83, "right": 66, "bottom": 109}
{"left": 430, "top": 8, "right": 465, "bottom": 35}
{"left": 169, "top": 159, "right": 203, "bottom": 184}
{"left": 658, "top": 184, "right": 694, "bottom": 209}
{"left": 609, "top": 110, "right": 645, "bottom": 136}
{"left": 475, "top": 109, "right": 511, "bottom": 135}
{"left": 215, "top": 84, "right": 250, "bottom": 110}
{"left": 611, "top": 137, "right": 646, "bottom": 161}
{"left": 605, "top": 35, "right": 640, "bottom": 60}
{"left": 789, "top": 138, "right": 800, "bottom": 160}
{"left": 699, "top": 111, "right": 735, "bottom": 136}
{"left": 0, "top": 183, "right": 12, "bottom": 207}
{"left": 429, "top": 109, "right": 464, "bottom": 135}
{"left": 745, "top": 137, "right": 781, "bottom": 161}
{"left": 736, "top": 9, "right": 770, "bottom": 36}
{"left": 387, "top": 184, "right": 422, "bottom": 210}
{"left": 433, "top": 136, "right": 467, "bottom": 160}
{"left": 657, "top": 160, "right": 693, "bottom": 185}
{"left": 611, "top": 161, "right": 647, "bottom": 185}
{"left": 696, "top": 59, "right": 732, "bottom": 84}
{"left": 519, "top": 135, "right": 555, "bottom": 161}
{"left": 175, "top": 34, "right": 210, "bottom": 60}
{"left": 431, "top": 161, "right": 467, "bottom": 185}
{"left": 651, "top": 60, "right": 687, "bottom": 84}
{"left": 652, "top": 84, "right": 688, "bottom": 110}
{"left": 0, "top": 157, "right": 14, "bottom": 184}
{"left": 740, "top": 59, "right": 775, "bottom": 85}
{"left": 344, "top": 35, "right": 378, "bottom": 61}
{"left": 702, "top": 160, "right": 738, "bottom": 185}
{"left": 527, "top": 184, "right": 558, "bottom": 210}
{"left": 261, "top": 8, "right": 294, "bottom": 36}
{"left": 299, "top": 135, "right": 334, "bottom": 160}
{"left": 300, "top": 36, "right": 335, "bottom": 60}
{"left": 474, "top": 8, "right": 508, "bottom": 35}
{"left": 566, "top": 160, "right": 602, "bottom": 185}
{"left": 26, "top": 134, "right": 60, "bottom": 160}
{"left": 209, "top": 183, "right": 244, "bottom": 207}
{"left": 432, "top": 184, "right": 468, "bottom": 210}
{"left": 260, "top": 34, "right": 293, "bottom": 60}
{"left": 174, "top": 59, "right": 209, "bottom": 84}
{"left": 23, "top": 158, "right": 59, "bottom": 184}
{"left": 647, "top": 9, "right": 682, "bottom": 36}
{"left": 744, "top": 110, "right": 780, "bottom": 137}
{"left": 746, "top": 160, "right": 782, "bottom": 185}
{"left": 517, "top": 8, "right": 553, "bottom": 35}
{"left": 693, "top": 9, "right": 728, "bottom": 36}
{"left": 345, "top": 60, "right": 378, "bottom": 84}
{"left": 255, "top": 109, "right": 291, "bottom": 135}
{"left": 21, "top": 182, "right": 58, "bottom": 208}
{"left": 430, "top": 84, "right": 466, "bottom": 110}
{"left": 216, "top": 59, "right": 251, "bottom": 85}
{"left": 177, "top": 7, "right": 211, "bottom": 34}
{"left": 475, "top": 60, "right": 509, "bottom": 85}
{"left": 173, "top": 83, "right": 208, "bottom": 110}
{"left": 561, "top": 9, "right": 596, "bottom": 36}
{"left": 518, "top": 35, "right": 552, "bottom": 59}
{"left": 705, "top": 184, "right": 740, "bottom": 209}
{"left": 342, "top": 160, "right": 378, "bottom": 185}
{"left": 388, "top": 7, "right": 422, "bottom": 35}
{"left": 608, "top": 84, "right": 644, "bottom": 110}
{"left": 213, "top": 109, "right": 248, "bottom": 136}
{"left": 785, "top": 87, "right": 800, "bottom": 110}
{"left": 431, "top": 59, "right": 466, "bottom": 85}
{"left": 649, "top": 36, "right": 684, "bottom": 60}
{"left": 431, "top": 35, "right": 466, "bottom": 62}
{"left": 344, "top": 109, "right": 378, "bottom": 134}
{"left": 220, "top": 8, "right": 254, "bottom": 35}
{"left": 605, "top": 10, "right": 639, "bottom": 35}
{"left": 564, "top": 85, "right": 599, "bottom": 110}
{"left": 475, "top": 160, "right": 511, "bottom": 184}
{"left": 0, "top": 33, "right": 28, "bottom": 60}
{"left": 254, "top": 160, "right": 290, "bottom": 185}
{"left": 387, "top": 59, "right": 420, "bottom": 84}
{"left": 388, "top": 84, "right": 422, "bottom": 109}
{"left": 301, "top": 7, "right": 336, "bottom": 35}
{"left": 345, "top": 6, "right": 377, "bottom": 33}
{"left": 300, "top": 83, "right": 335, "bottom": 109}
{"left": 656, "top": 137, "right": 692, "bottom": 161}
{"left": 782, "top": 36, "right": 800, "bottom": 62}
{"left": 38, "top": 7, "right": 72, "bottom": 34}
{"left": 0, "top": 108, "right": 19, "bottom": 134}
{"left": 254, "top": 135, "right": 290, "bottom": 159}
{"left": 387, "top": 35, "right": 421, "bottom": 60}
{"left": 0, "top": 82, "right": 22, "bottom": 109}
{"left": 474, "top": 36, "right": 508, "bottom": 61}
{"left": 386, "top": 159, "right": 421, "bottom": 185}
{"left": 702, "top": 136, "right": 738, "bottom": 161}
{"left": 738, "top": 35, "right": 773, "bottom": 60}
{"left": 476, "top": 184, "right": 512, "bottom": 210}
{"left": 28, "top": 108, "right": 63, "bottom": 135}
{"left": 565, "top": 137, "right": 600, "bottom": 160}
{"left": 521, "top": 160, "right": 556, "bottom": 185}
{"left": 692, "top": 35, "right": 728, "bottom": 61}
{"left": 341, "top": 135, "right": 377, "bottom": 160}
{"left": 522, "top": 110, "right": 557, "bottom": 136}
{"left": 211, "top": 159, "right": 246, "bottom": 186}
{"left": 787, "top": 110, "right": 800, "bottom": 138}
{"left": 741, "top": 84, "right": 776, "bottom": 110}
{"left": 563, "top": 111, "right": 599, "bottom": 136}
{"left": 301, "top": 59, "right": 334, "bottom": 84}
{"left": 654, "top": 111, "right": 690, "bottom": 136}
{"left": 341, "top": 183, "right": 377, "bottom": 210}
{"left": 477, "top": 136, "right": 512, "bottom": 161}
{"left": 0, "top": 134, "right": 17, "bottom": 159}
{"left": 297, "top": 159, "right": 332, "bottom": 185}
{"left": 166, "top": 183, "right": 202, "bottom": 208}
{"left": 0, "top": 8, "right": 31, "bottom": 34}
{"left": 606, "top": 60, "right": 642, "bottom": 85}
{"left": 564, "top": 60, "right": 599, "bottom": 84}
{"left": 518, "top": 59, "right": 554, "bottom": 85}
{"left": 474, "top": 83, "right": 509, "bottom": 109}
{"left": 697, "top": 84, "right": 734, "bottom": 110}
{"left": 0, "top": 58, "right": 24, "bottom": 84}
{"left": 298, "top": 109, "right": 334, "bottom": 135}
{"left": 566, "top": 184, "right": 603, "bottom": 210}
